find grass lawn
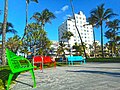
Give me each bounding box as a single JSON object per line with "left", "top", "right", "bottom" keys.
{"left": 0, "top": 65, "right": 20, "bottom": 90}
{"left": 0, "top": 65, "right": 10, "bottom": 90}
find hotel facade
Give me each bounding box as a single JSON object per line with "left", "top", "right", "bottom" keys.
{"left": 58, "top": 11, "right": 93, "bottom": 48}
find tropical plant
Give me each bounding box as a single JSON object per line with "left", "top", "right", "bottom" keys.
{"left": 0, "top": 10, "right": 2, "bottom": 15}
{"left": 105, "top": 19, "right": 120, "bottom": 55}
{"left": 2, "top": 0, "right": 8, "bottom": 65}
{"left": 21, "top": 0, "right": 38, "bottom": 41}
{"left": 62, "top": 31, "right": 74, "bottom": 45}
{"left": 31, "top": 9, "right": 56, "bottom": 29}
{"left": 90, "top": 3, "right": 117, "bottom": 58}
{"left": 69, "top": 0, "right": 87, "bottom": 58}
{"left": 6, "top": 35, "right": 21, "bottom": 53}
{"left": 61, "top": 31, "right": 73, "bottom": 55}
{"left": 73, "top": 42, "right": 87, "bottom": 56}
{"left": 23, "top": 23, "right": 52, "bottom": 56}
{"left": 86, "top": 15, "right": 98, "bottom": 57}
{"left": 57, "top": 41, "right": 67, "bottom": 62}
{"left": 94, "top": 42, "right": 101, "bottom": 57}
{"left": 0, "top": 22, "right": 17, "bottom": 35}
{"left": 58, "top": 42, "right": 66, "bottom": 56}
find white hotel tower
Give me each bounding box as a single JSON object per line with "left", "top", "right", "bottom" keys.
{"left": 58, "top": 11, "right": 93, "bottom": 47}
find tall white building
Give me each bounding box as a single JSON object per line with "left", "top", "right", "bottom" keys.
{"left": 58, "top": 11, "right": 93, "bottom": 47}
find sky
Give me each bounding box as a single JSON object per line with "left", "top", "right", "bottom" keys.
{"left": 0, "top": 0, "right": 120, "bottom": 44}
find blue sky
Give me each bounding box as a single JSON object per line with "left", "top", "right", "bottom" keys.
{"left": 0, "top": 0, "right": 120, "bottom": 44}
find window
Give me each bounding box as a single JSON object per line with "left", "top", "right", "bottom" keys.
{"left": 80, "top": 21, "right": 82, "bottom": 24}
{"left": 77, "top": 20, "right": 78, "bottom": 23}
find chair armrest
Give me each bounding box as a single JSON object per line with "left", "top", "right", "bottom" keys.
{"left": 10, "top": 56, "right": 32, "bottom": 67}
{"left": 10, "top": 56, "right": 27, "bottom": 60}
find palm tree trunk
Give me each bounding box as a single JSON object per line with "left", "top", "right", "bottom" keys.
{"left": 16, "top": 1, "right": 28, "bottom": 53}
{"left": 21, "top": 0, "right": 28, "bottom": 41}
{"left": 2, "top": 0, "right": 8, "bottom": 65}
{"left": 100, "top": 22, "right": 104, "bottom": 58}
{"left": 68, "top": 41, "right": 71, "bottom": 56}
{"left": 93, "top": 28, "right": 96, "bottom": 58}
{"left": 70, "top": 0, "right": 87, "bottom": 59}
{"left": 113, "top": 29, "right": 116, "bottom": 54}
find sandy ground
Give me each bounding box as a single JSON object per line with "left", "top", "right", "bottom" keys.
{"left": 11, "top": 63, "right": 120, "bottom": 90}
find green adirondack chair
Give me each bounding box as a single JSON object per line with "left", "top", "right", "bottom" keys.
{"left": 6, "top": 48, "right": 36, "bottom": 90}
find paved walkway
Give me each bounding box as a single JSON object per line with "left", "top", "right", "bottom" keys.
{"left": 11, "top": 63, "right": 120, "bottom": 90}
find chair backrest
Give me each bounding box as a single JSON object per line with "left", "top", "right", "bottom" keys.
{"left": 6, "top": 48, "right": 21, "bottom": 71}
{"left": 33, "top": 56, "right": 42, "bottom": 63}
{"left": 6, "top": 48, "right": 17, "bottom": 59}
{"left": 43, "top": 56, "right": 52, "bottom": 63}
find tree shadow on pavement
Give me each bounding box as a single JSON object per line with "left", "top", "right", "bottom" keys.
{"left": 66, "top": 70, "right": 120, "bottom": 77}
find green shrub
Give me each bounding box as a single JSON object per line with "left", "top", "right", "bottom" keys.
{"left": 86, "top": 57, "right": 120, "bottom": 63}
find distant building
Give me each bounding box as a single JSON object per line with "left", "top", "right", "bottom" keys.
{"left": 58, "top": 11, "right": 93, "bottom": 47}
{"left": 50, "top": 41, "right": 59, "bottom": 56}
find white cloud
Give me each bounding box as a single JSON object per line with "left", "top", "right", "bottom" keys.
{"left": 55, "top": 10, "right": 61, "bottom": 14}
{"left": 61, "top": 5, "right": 69, "bottom": 12}
{"left": 55, "top": 5, "right": 69, "bottom": 14}
{"left": 66, "top": 14, "right": 71, "bottom": 18}
{"left": 63, "top": 14, "right": 71, "bottom": 20}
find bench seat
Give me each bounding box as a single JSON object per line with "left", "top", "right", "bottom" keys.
{"left": 67, "top": 56, "right": 86, "bottom": 65}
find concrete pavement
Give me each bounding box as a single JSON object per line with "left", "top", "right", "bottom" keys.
{"left": 11, "top": 63, "right": 120, "bottom": 90}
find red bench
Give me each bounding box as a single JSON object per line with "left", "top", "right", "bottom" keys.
{"left": 33, "top": 56, "right": 56, "bottom": 70}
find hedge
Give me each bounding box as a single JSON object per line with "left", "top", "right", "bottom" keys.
{"left": 86, "top": 57, "right": 120, "bottom": 63}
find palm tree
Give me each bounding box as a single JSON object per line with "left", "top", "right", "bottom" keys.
{"left": 0, "top": 10, "right": 2, "bottom": 15}
{"left": 86, "top": 15, "right": 97, "bottom": 57}
{"left": 31, "top": 9, "right": 56, "bottom": 29}
{"left": 16, "top": 0, "right": 38, "bottom": 54}
{"left": 105, "top": 30, "right": 114, "bottom": 54}
{"left": 24, "top": 23, "right": 52, "bottom": 55}
{"left": 61, "top": 31, "right": 73, "bottom": 55}
{"left": 21, "top": 0, "right": 38, "bottom": 41}
{"left": 6, "top": 35, "right": 21, "bottom": 53}
{"left": 62, "top": 31, "right": 73, "bottom": 46}
{"left": 90, "top": 3, "right": 117, "bottom": 58}
{"left": 73, "top": 42, "right": 87, "bottom": 56}
{"left": 2, "top": 0, "right": 8, "bottom": 65}
{"left": 57, "top": 41, "right": 66, "bottom": 62}
{"left": 70, "top": 0, "right": 87, "bottom": 58}
{"left": 105, "top": 19, "right": 120, "bottom": 54}
{"left": 0, "top": 22, "right": 17, "bottom": 35}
